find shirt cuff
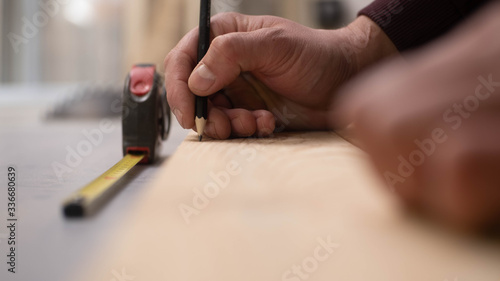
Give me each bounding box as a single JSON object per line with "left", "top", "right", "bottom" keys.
{"left": 358, "top": 0, "right": 463, "bottom": 52}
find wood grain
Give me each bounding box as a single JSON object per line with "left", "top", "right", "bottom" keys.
{"left": 76, "top": 131, "right": 500, "bottom": 281}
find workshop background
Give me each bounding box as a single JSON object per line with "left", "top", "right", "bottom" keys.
{"left": 0, "top": 0, "right": 371, "bottom": 85}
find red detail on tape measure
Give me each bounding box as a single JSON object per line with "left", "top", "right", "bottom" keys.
{"left": 130, "top": 65, "right": 156, "bottom": 97}
{"left": 126, "top": 147, "right": 150, "bottom": 164}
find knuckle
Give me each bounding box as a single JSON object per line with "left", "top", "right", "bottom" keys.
{"left": 210, "top": 35, "right": 238, "bottom": 63}
{"left": 211, "top": 35, "right": 231, "bottom": 51}
{"left": 165, "top": 85, "right": 174, "bottom": 101}
{"left": 163, "top": 53, "right": 171, "bottom": 69}
{"left": 213, "top": 11, "right": 240, "bottom": 22}
{"left": 211, "top": 12, "right": 244, "bottom": 34}
{"left": 166, "top": 85, "right": 182, "bottom": 108}
{"left": 166, "top": 90, "right": 177, "bottom": 109}
{"left": 163, "top": 50, "right": 177, "bottom": 75}
{"left": 262, "top": 27, "right": 287, "bottom": 43}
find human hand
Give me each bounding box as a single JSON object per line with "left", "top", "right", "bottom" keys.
{"left": 164, "top": 13, "right": 396, "bottom": 139}
{"left": 334, "top": 3, "right": 500, "bottom": 230}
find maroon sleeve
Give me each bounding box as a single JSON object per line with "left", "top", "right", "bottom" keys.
{"left": 359, "top": 0, "right": 492, "bottom": 52}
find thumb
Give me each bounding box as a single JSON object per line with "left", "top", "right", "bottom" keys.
{"left": 188, "top": 28, "right": 280, "bottom": 96}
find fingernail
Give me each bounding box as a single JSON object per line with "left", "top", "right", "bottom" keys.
{"left": 173, "top": 108, "right": 184, "bottom": 127}
{"left": 191, "top": 64, "right": 216, "bottom": 92}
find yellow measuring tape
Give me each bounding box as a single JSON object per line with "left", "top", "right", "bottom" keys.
{"left": 63, "top": 154, "right": 145, "bottom": 218}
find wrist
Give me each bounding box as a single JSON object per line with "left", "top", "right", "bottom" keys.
{"left": 340, "top": 15, "right": 399, "bottom": 72}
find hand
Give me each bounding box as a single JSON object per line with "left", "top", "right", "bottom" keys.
{"left": 334, "top": 3, "right": 500, "bottom": 230}
{"left": 164, "top": 13, "right": 397, "bottom": 139}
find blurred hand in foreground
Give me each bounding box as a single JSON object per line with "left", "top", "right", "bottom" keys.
{"left": 334, "top": 2, "right": 500, "bottom": 230}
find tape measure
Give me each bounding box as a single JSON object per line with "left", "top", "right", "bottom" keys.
{"left": 63, "top": 64, "right": 171, "bottom": 218}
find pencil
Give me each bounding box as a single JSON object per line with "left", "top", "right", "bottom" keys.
{"left": 195, "top": 0, "right": 211, "bottom": 141}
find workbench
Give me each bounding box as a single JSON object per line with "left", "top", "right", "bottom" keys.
{"left": 1, "top": 85, "right": 500, "bottom": 281}
{"left": 0, "top": 84, "right": 187, "bottom": 281}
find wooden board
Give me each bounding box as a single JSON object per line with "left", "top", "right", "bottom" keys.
{"left": 76, "top": 131, "right": 500, "bottom": 281}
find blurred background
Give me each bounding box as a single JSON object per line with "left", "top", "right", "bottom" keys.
{"left": 0, "top": 0, "right": 372, "bottom": 86}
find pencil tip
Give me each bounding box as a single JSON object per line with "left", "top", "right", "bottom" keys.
{"left": 195, "top": 117, "right": 206, "bottom": 142}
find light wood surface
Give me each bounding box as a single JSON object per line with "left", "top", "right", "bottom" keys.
{"left": 77, "top": 131, "right": 500, "bottom": 281}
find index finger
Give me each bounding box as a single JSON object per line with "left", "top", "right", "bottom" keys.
{"left": 164, "top": 28, "right": 198, "bottom": 129}
{"left": 164, "top": 13, "right": 279, "bottom": 129}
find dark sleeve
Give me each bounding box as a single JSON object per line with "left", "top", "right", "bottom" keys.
{"left": 358, "top": 0, "right": 492, "bottom": 52}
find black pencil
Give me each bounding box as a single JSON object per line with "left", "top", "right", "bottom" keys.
{"left": 195, "top": 0, "right": 211, "bottom": 141}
